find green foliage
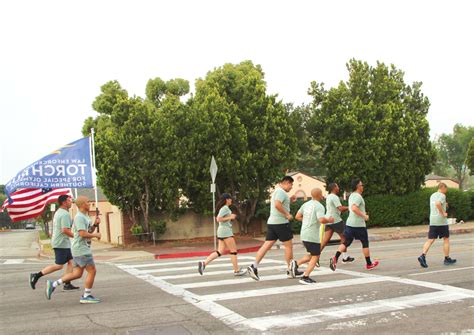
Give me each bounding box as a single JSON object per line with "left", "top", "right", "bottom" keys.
{"left": 466, "top": 138, "right": 474, "bottom": 176}
{"left": 466, "top": 189, "right": 474, "bottom": 219}
{"left": 308, "top": 60, "right": 434, "bottom": 196}
{"left": 130, "top": 224, "right": 144, "bottom": 235}
{"left": 435, "top": 124, "right": 474, "bottom": 189}
{"left": 150, "top": 219, "right": 167, "bottom": 239}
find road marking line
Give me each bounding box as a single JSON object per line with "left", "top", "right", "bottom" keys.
{"left": 117, "top": 255, "right": 256, "bottom": 269}
{"left": 3, "top": 259, "right": 25, "bottom": 264}
{"left": 241, "top": 290, "right": 474, "bottom": 331}
{"left": 408, "top": 266, "right": 474, "bottom": 276}
{"left": 197, "top": 277, "right": 386, "bottom": 302}
{"left": 177, "top": 268, "right": 335, "bottom": 289}
{"left": 154, "top": 265, "right": 289, "bottom": 280}
{"left": 138, "top": 260, "right": 281, "bottom": 274}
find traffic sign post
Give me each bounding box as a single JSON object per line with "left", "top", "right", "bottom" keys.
{"left": 210, "top": 156, "right": 218, "bottom": 250}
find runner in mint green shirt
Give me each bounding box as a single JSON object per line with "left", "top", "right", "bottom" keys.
{"left": 29, "top": 194, "right": 79, "bottom": 291}
{"left": 198, "top": 193, "right": 246, "bottom": 277}
{"left": 46, "top": 196, "right": 102, "bottom": 304}
{"left": 417, "top": 183, "right": 456, "bottom": 268}
{"left": 293, "top": 188, "right": 334, "bottom": 284}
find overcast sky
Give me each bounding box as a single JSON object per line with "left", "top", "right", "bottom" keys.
{"left": 1, "top": 0, "right": 473, "bottom": 183}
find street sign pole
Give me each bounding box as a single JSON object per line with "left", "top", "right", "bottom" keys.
{"left": 210, "top": 156, "right": 218, "bottom": 250}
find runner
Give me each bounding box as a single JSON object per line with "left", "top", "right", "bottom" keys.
{"left": 198, "top": 193, "right": 246, "bottom": 276}
{"left": 29, "top": 195, "right": 79, "bottom": 291}
{"left": 329, "top": 178, "right": 379, "bottom": 271}
{"left": 247, "top": 176, "right": 302, "bottom": 281}
{"left": 321, "top": 183, "right": 354, "bottom": 263}
{"left": 292, "top": 188, "right": 334, "bottom": 285}
{"left": 417, "top": 182, "right": 456, "bottom": 268}
{"left": 45, "top": 196, "right": 102, "bottom": 303}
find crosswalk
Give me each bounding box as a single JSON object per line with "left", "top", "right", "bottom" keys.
{"left": 115, "top": 255, "right": 474, "bottom": 332}
{"left": 0, "top": 259, "right": 26, "bottom": 264}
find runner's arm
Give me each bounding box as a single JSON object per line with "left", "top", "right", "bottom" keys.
{"left": 436, "top": 201, "right": 447, "bottom": 217}
{"left": 275, "top": 200, "right": 292, "bottom": 220}
{"left": 351, "top": 204, "right": 368, "bottom": 220}
{"left": 78, "top": 229, "right": 100, "bottom": 239}
{"left": 337, "top": 205, "right": 348, "bottom": 212}
{"left": 62, "top": 227, "right": 74, "bottom": 238}
{"left": 295, "top": 212, "right": 303, "bottom": 221}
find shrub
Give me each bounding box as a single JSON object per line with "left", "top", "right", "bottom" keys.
{"left": 150, "top": 219, "right": 167, "bottom": 239}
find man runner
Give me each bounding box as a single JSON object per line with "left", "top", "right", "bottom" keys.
{"left": 29, "top": 195, "right": 79, "bottom": 291}
{"left": 292, "top": 188, "right": 334, "bottom": 284}
{"left": 45, "top": 196, "right": 102, "bottom": 303}
{"left": 417, "top": 182, "right": 456, "bottom": 268}
{"left": 329, "top": 179, "right": 379, "bottom": 271}
{"left": 321, "top": 183, "right": 354, "bottom": 263}
{"left": 247, "top": 176, "right": 302, "bottom": 280}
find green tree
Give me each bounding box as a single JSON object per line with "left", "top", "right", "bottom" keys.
{"left": 182, "top": 61, "right": 298, "bottom": 232}
{"left": 308, "top": 59, "right": 433, "bottom": 195}
{"left": 467, "top": 138, "right": 474, "bottom": 176}
{"left": 435, "top": 124, "right": 474, "bottom": 189}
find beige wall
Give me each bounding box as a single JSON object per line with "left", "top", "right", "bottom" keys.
{"left": 425, "top": 179, "right": 460, "bottom": 189}
{"left": 287, "top": 173, "right": 327, "bottom": 199}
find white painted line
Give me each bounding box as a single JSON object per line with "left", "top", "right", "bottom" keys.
{"left": 197, "top": 277, "right": 386, "bottom": 302}
{"left": 177, "top": 268, "right": 335, "bottom": 289}
{"left": 408, "top": 266, "right": 474, "bottom": 276}
{"left": 241, "top": 290, "right": 474, "bottom": 331}
{"left": 118, "top": 255, "right": 256, "bottom": 269}
{"left": 3, "top": 259, "right": 25, "bottom": 264}
{"left": 139, "top": 260, "right": 281, "bottom": 274}
{"left": 155, "top": 265, "right": 288, "bottom": 280}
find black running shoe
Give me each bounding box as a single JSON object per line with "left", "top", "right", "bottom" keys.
{"left": 198, "top": 261, "right": 205, "bottom": 275}
{"left": 29, "top": 273, "right": 38, "bottom": 290}
{"left": 329, "top": 256, "right": 337, "bottom": 271}
{"left": 63, "top": 283, "right": 80, "bottom": 291}
{"left": 247, "top": 264, "right": 259, "bottom": 281}
{"left": 418, "top": 255, "right": 428, "bottom": 268}
{"left": 299, "top": 276, "right": 316, "bottom": 285}
{"left": 287, "top": 269, "right": 304, "bottom": 278}
{"left": 444, "top": 257, "right": 457, "bottom": 265}
{"left": 341, "top": 256, "right": 355, "bottom": 263}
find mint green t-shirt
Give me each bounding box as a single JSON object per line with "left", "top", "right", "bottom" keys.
{"left": 71, "top": 211, "right": 93, "bottom": 257}
{"left": 325, "top": 194, "right": 343, "bottom": 224}
{"left": 347, "top": 192, "right": 366, "bottom": 228}
{"left": 51, "top": 208, "right": 72, "bottom": 249}
{"left": 267, "top": 187, "right": 290, "bottom": 225}
{"left": 217, "top": 205, "right": 233, "bottom": 238}
{"left": 430, "top": 191, "right": 447, "bottom": 226}
{"left": 298, "top": 200, "right": 325, "bottom": 243}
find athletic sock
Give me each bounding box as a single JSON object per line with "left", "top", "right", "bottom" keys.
{"left": 52, "top": 279, "right": 63, "bottom": 288}
{"left": 341, "top": 252, "right": 347, "bottom": 259}
{"left": 445, "top": 256, "right": 450, "bottom": 260}
{"left": 335, "top": 251, "right": 341, "bottom": 261}
{"left": 83, "top": 288, "right": 92, "bottom": 297}
{"left": 422, "top": 253, "right": 426, "bottom": 257}
{"left": 365, "top": 257, "right": 372, "bottom": 265}
{"left": 34, "top": 271, "right": 44, "bottom": 280}
{"left": 252, "top": 262, "right": 258, "bottom": 268}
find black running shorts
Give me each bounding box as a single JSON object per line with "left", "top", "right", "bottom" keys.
{"left": 326, "top": 220, "right": 345, "bottom": 234}
{"left": 54, "top": 248, "right": 73, "bottom": 265}
{"left": 303, "top": 241, "right": 321, "bottom": 256}
{"left": 343, "top": 226, "right": 369, "bottom": 248}
{"left": 266, "top": 223, "right": 293, "bottom": 242}
{"left": 428, "top": 225, "right": 449, "bottom": 239}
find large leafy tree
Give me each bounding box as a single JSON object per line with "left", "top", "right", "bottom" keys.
{"left": 435, "top": 124, "right": 474, "bottom": 189}
{"left": 308, "top": 59, "right": 433, "bottom": 195}
{"left": 182, "top": 61, "right": 298, "bottom": 232}
{"left": 467, "top": 138, "right": 474, "bottom": 176}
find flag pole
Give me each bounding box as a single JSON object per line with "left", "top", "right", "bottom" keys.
{"left": 90, "top": 128, "right": 100, "bottom": 231}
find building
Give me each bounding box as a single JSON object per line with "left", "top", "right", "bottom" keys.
{"left": 272, "top": 172, "right": 327, "bottom": 200}
{"left": 424, "top": 174, "right": 460, "bottom": 189}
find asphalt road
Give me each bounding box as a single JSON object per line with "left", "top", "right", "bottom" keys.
{"left": 0, "top": 230, "right": 473, "bottom": 334}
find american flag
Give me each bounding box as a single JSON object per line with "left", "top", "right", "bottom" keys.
{"left": 1, "top": 188, "right": 72, "bottom": 222}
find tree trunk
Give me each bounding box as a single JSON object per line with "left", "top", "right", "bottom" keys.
{"left": 140, "top": 182, "right": 150, "bottom": 233}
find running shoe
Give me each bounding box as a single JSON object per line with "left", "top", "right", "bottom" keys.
{"left": 290, "top": 259, "right": 297, "bottom": 278}
{"left": 29, "top": 273, "right": 38, "bottom": 290}
{"left": 366, "top": 260, "right": 379, "bottom": 270}
{"left": 418, "top": 255, "right": 428, "bottom": 268}
{"left": 247, "top": 264, "right": 260, "bottom": 281}
{"left": 329, "top": 256, "right": 337, "bottom": 271}
{"left": 63, "top": 283, "right": 80, "bottom": 291}
{"left": 287, "top": 269, "right": 304, "bottom": 278}
{"left": 45, "top": 280, "right": 55, "bottom": 300}
{"left": 315, "top": 260, "right": 320, "bottom": 268}
{"left": 444, "top": 257, "right": 457, "bottom": 265}
{"left": 80, "top": 295, "right": 101, "bottom": 304}
{"left": 233, "top": 269, "right": 246, "bottom": 276}
{"left": 198, "top": 261, "right": 205, "bottom": 275}
{"left": 299, "top": 276, "right": 316, "bottom": 285}
{"left": 341, "top": 256, "right": 355, "bottom": 264}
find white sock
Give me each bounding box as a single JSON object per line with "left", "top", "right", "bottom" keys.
{"left": 252, "top": 262, "right": 258, "bottom": 268}
{"left": 52, "top": 279, "right": 63, "bottom": 288}
{"left": 84, "top": 288, "right": 92, "bottom": 297}
{"left": 342, "top": 252, "right": 347, "bottom": 259}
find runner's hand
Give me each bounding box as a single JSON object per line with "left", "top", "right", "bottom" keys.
{"left": 364, "top": 214, "right": 369, "bottom": 221}
{"left": 230, "top": 214, "right": 237, "bottom": 220}
{"left": 329, "top": 216, "right": 335, "bottom": 223}
{"left": 95, "top": 232, "right": 102, "bottom": 240}
{"left": 286, "top": 214, "right": 293, "bottom": 221}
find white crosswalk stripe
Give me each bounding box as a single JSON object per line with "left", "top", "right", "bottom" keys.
{"left": 116, "top": 257, "right": 474, "bottom": 332}
{"left": 0, "top": 259, "right": 25, "bottom": 264}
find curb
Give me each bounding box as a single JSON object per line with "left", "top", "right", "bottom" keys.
{"left": 155, "top": 245, "right": 262, "bottom": 259}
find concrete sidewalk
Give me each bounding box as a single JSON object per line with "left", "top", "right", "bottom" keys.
{"left": 39, "top": 221, "right": 474, "bottom": 261}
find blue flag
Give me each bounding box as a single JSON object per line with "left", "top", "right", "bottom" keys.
{"left": 5, "top": 137, "right": 94, "bottom": 198}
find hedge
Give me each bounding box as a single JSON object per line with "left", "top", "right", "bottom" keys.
{"left": 256, "top": 187, "right": 473, "bottom": 231}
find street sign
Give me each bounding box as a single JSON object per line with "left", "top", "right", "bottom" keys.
{"left": 210, "top": 156, "right": 218, "bottom": 183}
